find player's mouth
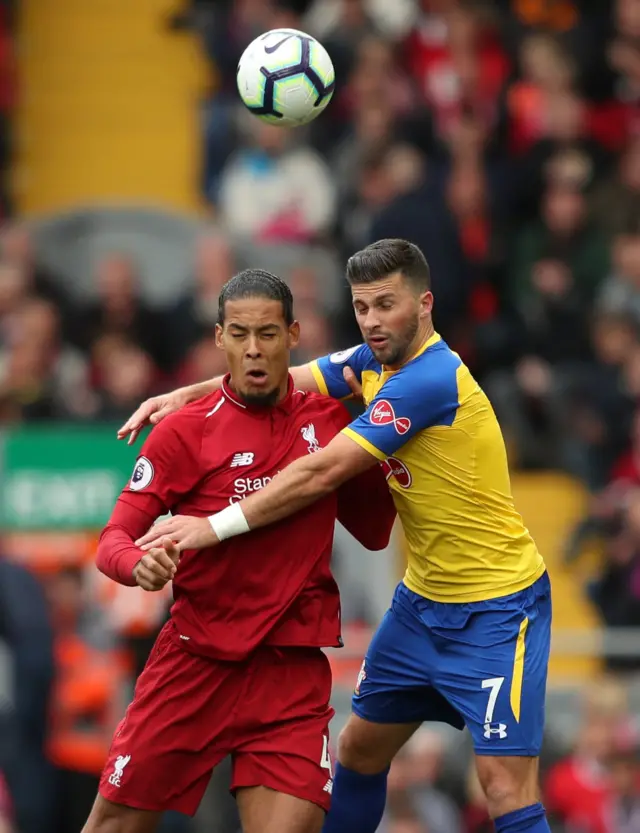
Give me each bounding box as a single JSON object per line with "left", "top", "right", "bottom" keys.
{"left": 245, "top": 369, "right": 269, "bottom": 386}
{"left": 368, "top": 335, "right": 389, "bottom": 350}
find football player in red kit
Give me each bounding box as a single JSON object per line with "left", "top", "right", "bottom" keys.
{"left": 82, "top": 269, "right": 397, "bottom": 833}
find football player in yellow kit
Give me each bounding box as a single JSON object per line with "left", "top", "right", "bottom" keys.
{"left": 126, "top": 240, "right": 552, "bottom": 833}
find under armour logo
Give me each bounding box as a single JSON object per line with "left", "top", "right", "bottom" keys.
{"left": 230, "top": 452, "right": 255, "bottom": 468}
{"left": 483, "top": 723, "right": 508, "bottom": 740}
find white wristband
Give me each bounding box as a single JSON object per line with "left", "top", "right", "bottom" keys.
{"left": 208, "top": 502, "right": 250, "bottom": 541}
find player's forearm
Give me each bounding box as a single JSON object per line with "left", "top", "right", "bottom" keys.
{"left": 242, "top": 455, "right": 341, "bottom": 529}
{"left": 96, "top": 525, "right": 143, "bottom": 586}
{"left": 186, "top": 377, "right": 223, "bottom": 401}
{"left": 97, "top": 499, "right": 158, "bottom": 586}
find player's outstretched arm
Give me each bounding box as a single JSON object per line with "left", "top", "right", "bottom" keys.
{"left": 117, "top": 364, "right": 322, "bottom": 444}
{"left": 135, "top": 433, "right": 378, "bottom": 552}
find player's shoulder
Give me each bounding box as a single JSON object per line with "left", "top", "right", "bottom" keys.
{"left": 323, "top": 343, "right": 380, "bottom": 373}
{"left": 151, "top": 391, "right": 227, "bottom": 442}
{"left": 404, "top": 337, "right": 462, "bottom": 385}
{"left": 389, "top": 336, "right": 462, "bottom": 407}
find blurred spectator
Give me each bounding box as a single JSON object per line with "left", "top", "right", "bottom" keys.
{"left": 506, "top": 34, "right": 578, "bottom": 155}
{"left": 591, "top": 137, "right": 640, "bottom": 238}
{"left": 486, "top": 180, "right": 609, "bottom": 467}
{"left": 368, "top": 143, "right": 468, "bottom": 338}
{"left": 545, "top": 677, "right": 630, "bottom": 833}
{"left": 607, "top": 729, "right": 640, "bottom": 832}
{"left": 320, "top": 0, "right": 380, "bottom": 82}
{"left": 462, "top": 761, "right": 491, "bottom": 833}
{"left": 598, "top": 235, "right": 640, "bottom": 325}
{"left": 0, "top": 298, "right": 94, "bottom": 422}
{"left": 45, "top": 567, "right": 128, "bottom": 833}
{"left": 218, "top": 120, "right": 337, "bottom": 243}
{"left": 91, "top": 335, "right": 157, "bottom": 422}
{"left": 404, "top": 2, "right": 510, "bottom": 146}
{"left": 385, "top": 728, "right": 463, "bottom": 833}
{"left": 177, "top": 334, "right": 229, "bottom": 388}
{"left": 0, "top": 773, "right": 11, "bottom": 833}
{"left": 604, "top": 0, "right": 640, "bottom": 144}
{"left": 70, "top": 253, "right": 165, "bottom": 369}
{"left": 295, "top": 305, "right": 332, "bottom": 362}
{"left": 169, "top": 231, "right": 237, "bottom": 367}
{"left": 0, "top": 552, "right": 55, "bottom": 833}
{"left": 0, "top": 223, "right": 65, "bottom": 309}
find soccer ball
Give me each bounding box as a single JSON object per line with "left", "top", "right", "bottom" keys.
{"left": 236, "top": 29, "right": 335, "bottom": 127}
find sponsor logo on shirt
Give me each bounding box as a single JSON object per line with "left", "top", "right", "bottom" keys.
{"left": 380, "top": 457, "right": 412, "bottom": 488}
{"left": 369, "top": 400, "right": 411, "bottom": 435}
{"left": 229, "top": 472, "right": 281, "bottom": 504}
{"left": 129, "top": 457, "right": 154, "bottom": 491}
{"left": 230, "top": 452, "right": 254, "bottom": 468}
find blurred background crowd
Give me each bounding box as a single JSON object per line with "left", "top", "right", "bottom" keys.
{"left": 1, "top": 0, "right": 640, "bottom": 831}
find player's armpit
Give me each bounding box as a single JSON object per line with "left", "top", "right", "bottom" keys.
{"left": 96, "top": 498, "right": 160, "bottom": 586}
{"left": 337, "top": 463, "right": 396, "bottom": 550}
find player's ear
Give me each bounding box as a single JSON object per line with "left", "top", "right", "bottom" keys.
{"left": 419, "top": 290, "right": 434, "bottom": 319}
{"left": 215, "top": 324, "right": 224, "bottom": 349}
{"left": 288, "top": 320, "right": 300, "bottom": 350}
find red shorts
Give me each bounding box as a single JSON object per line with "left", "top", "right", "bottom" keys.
{"left": 99, "top": 622, "right": 334, "bottom": 816}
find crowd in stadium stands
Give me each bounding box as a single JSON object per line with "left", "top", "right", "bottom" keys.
{"left": 0, "top": 0, "right": 640, "bottom": 831}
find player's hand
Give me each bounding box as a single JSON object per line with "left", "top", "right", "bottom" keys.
{"left": 343, "top": 367, "right": 363, "bottom": 402}
{"left": 132, "top": 537, "right": 181, "bottom": 591}
{"left": 117, "top": 388, "right": 192, "bottom": 445}
{"left": 136, "top": 515, "right": 218, "bottom": 552}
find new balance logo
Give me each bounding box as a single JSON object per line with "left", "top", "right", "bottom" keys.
{"left": 483, "top": 722, "right": 508, "bottom": 740}
{"left": 230, "top": 452, "right": 254, "bottom": 468}
{"left": 323, "top": 779, "right": 333, "bottom": 794}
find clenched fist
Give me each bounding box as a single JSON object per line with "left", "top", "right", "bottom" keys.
{"left": 133, "top": 537, "right": 180, "bottom": 591}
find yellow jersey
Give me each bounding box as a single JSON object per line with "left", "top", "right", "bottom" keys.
{"left": 310, "top": 333, "right": 545, "bottom": 603}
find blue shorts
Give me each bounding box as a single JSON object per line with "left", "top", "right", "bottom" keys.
{"left": 352, "top": 572, "right": 551, "bottom": 756}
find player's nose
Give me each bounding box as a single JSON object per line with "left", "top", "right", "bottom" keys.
{"left": 363, "top": 308, "right": 382, "bottom": 331}
{"left": 245, "top": 335, "right": 262, "bottom": 358}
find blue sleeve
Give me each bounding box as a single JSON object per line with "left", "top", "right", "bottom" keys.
{"left": 309, "top": 344, "right": 372, "bottom": 399}
{"left": 343, "top": 356, "right": 460, "bottom": 459}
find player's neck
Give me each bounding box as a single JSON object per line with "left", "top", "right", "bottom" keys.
{"left": 226, "top": 374, "right": 290, "bottom": 408}
{"left": 386, "top": 322, "right": 435, "bottom": 370}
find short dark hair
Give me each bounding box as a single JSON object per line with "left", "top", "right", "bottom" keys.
{"left": 218, "top": 269, "right": 294, "bottom": 326}
{"left": 346, "top": 239, "right": 431, "bottom": 290}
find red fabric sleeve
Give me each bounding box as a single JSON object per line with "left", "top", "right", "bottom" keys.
{"left": 96, "top": 497, "right": 162, "bottom": 586}
{"left": 337, "top": 464, "right": 396, "bottom": 551}
{"left": 328, "top": 400, "right": 396, "bottom": 550}
{"left": 121, "top": 414, "right": 203, "bottom": 516}
{"left": 97, "top": 414, "right": 203, "bottom": 586}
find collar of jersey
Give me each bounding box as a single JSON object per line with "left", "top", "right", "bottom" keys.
{"left": 221, "top": 373, "right": 297, "bottom": 414}
{"left": 380, "top": 331, "right": 441, "bottom": 374}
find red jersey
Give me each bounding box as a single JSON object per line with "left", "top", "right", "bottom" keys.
{"left": 96, "top": 375, "right": 396, "bottom": 661}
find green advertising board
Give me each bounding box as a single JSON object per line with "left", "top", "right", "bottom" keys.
{"left": 0, "top": 426, "right": 143, "bottom": 530}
